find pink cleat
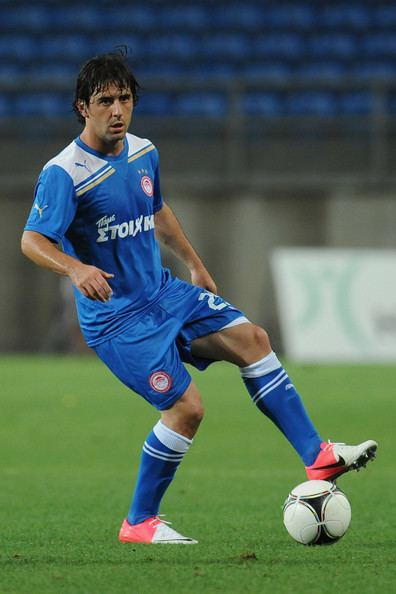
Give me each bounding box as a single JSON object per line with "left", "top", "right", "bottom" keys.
{"left": 305, "top": 440, "right": 378, "bottom": 482}
{"left": 118, "top": 516, "right": 198, "bottom": 544}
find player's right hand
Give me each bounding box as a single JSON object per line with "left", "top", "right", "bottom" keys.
{"left": 68, "top": 263, "right": 114, "bottom": 302}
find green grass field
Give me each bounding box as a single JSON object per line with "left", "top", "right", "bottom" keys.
{"left": 0, "top": 355, "right": 394, "bottom": 594}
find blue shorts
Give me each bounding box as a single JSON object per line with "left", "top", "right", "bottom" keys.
{"left": 94, "top": 275, "right": 247, "bottom": 410}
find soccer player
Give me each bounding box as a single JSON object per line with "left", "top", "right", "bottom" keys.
{"left": 21, "top": 51, "right": 377, "bottom": 545}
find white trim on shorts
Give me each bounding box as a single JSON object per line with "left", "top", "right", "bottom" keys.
{"left": 219, "top": 315, "right": 250, "bottom": 331}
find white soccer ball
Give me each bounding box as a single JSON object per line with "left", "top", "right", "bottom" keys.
{"left": 283, "top": 480, "right": 351, "bottom": 545}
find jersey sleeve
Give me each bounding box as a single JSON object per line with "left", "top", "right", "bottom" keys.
{"left": 151, "top": 148, "right": 164, "bottom": 213}
{"left": 24, "top": 165, "right": 78, "bottom": 242}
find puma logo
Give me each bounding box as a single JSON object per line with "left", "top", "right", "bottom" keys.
{"left": 75, "top": 160, "right": 91, "bottom": 173}
{"left": 34, "top": 203, "right": 49, "bottom": 218}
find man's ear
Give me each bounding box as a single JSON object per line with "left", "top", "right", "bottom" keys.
{"left": 77, "top": 99, "right": 89, "bottom": 119}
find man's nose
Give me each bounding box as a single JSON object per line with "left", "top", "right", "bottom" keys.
{"left": 112, "top": 100, "right": 122, "bottom": 116}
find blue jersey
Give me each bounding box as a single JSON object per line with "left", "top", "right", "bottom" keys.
{"left": 25, "top": 133, "right": 166, "bottom": 346}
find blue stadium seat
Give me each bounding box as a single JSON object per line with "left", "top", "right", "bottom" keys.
{"left": 320, "top": 5, "right": 370, "bottom": 30}
{"left": 47, "top": 6, "right": 101, "bottom": 31}
{"left": 176, "top": 92, "right": 227, "bottom": 117}
{"left": 339, "top": 91, "right": 372, "bottom": 115}
{"left": 0, "top": 64, "right": 24, "bottom": 85}
{"left": 298, "top": 61, "right": 345, "bottom": 81}
{"left": 243, "top": 62, "right": 291, "bottom": 81}
{"left": 0, "top": 35, "right": 37, "bottom": 60}
{"left": 287, "top": 91, "right": 337, "bottom": 115}
{"left": 27, "top": 63, "right": 78, "bottom": 83}
{"left": 106, "top": 7, "right": 156, "bottom": 31}
{"left": 375, "top": 5, "right": 396, "bottom": 27}
{"left": 200, "top": 34, "right": 250, "bottom": 60}
{"left": 145, "top": 35, "right": 198, "bottom": 59}
{"left": 254, "top": 34, "right": 304, "bottom": 59}
{"left": 362, "top": 34, "right": 396, "bottom": 57}
{"left": 308, "top": 34, "right": 357, "bottom": 59}
{"left": 159, "top": 6, "right": 210, "bottom": 31}
{"left": 136, "top": 92, "right": 174, "bottom": 116}
{"left": 0, "top": 6, "right": 50, "bottom": 31}
{"left": 387, "top": 93, "right": 396, "bottom": 114}
{"left": 135, "top": 62, "right": 185, "bottom": 80}
{"left": 0, "top": 95, "right": 10, "bottom": 117}
{"left": 15, "top": 93, "right": 71, "bottom": 117}
{"left": 243, "top": 92, "right": 283, "bottom": 116}
{"left": 353, "top": 61, "right": 396, "bottom": 80}
{"left": 187, "top": 62, "right": 237, "bottom": 80}
{"left": 39, "top": 35, "right": 91, "bottom": 60}
{"left": 211, "top": 5, "right": 264, "bottom": 31}
{"left": 264, "top": 5, "right": 315, "bottom": 30}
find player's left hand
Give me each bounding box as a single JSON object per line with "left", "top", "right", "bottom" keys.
{"left": 190, "top": 266, "right": 218, "bottom": 294}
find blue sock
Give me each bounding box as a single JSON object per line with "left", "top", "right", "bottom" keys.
{"left": 128, "top": 421, "right": 191, "bottom": 525}
{"left": 240, "top": 352, "right": 322, "bottom": 466}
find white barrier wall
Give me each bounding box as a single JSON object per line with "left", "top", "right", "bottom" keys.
{"left": 271, "top": 248, "right": 396, "bottom": 362}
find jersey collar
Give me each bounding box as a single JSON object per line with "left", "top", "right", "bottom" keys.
{"left": 75, "top": 135, "right": 129, "bottom": 161}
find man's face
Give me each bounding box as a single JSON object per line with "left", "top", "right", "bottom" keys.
{"left": 79, "top": 83, "right": 133, "bottom": 150}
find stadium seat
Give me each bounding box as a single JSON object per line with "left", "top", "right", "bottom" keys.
{"left": 159, "top": 6, "right": 210, "bottom": 31}
{"left": 352, "top": 61, "right": 396, "bottom": 80}
{"left": 15, "top": 93, "right": 71, "bottom": 117}
{"left": 254, "top": 34, "right": 304, "bottom": 59}
{"left": 200, "top": 34, "right": 250, "bottom": 60}
{"left": 0, "top": 95, "right": 10, "bottom": 117}
{"left": 319, "top": 5, "right": 370, "bottom": 30}
{"left": 144, "top": 35, "right": 198, "bottom": 59}
{"left": 0, "top": 5, "right": 50, "bottom": 31}
{"left": 176, "top": 92, "right": 227, "bottom": 117}
{"left": 135, "top": 92, "right": 174, "bottom": 116}
{"left": 39, "top": 35, "right": 91, "bottom": 60}
{"left": 26, "top": 63, "right": 78, "bottom": 83}
{"left": 287, "top": 91, "right": 337, "bottom": 115}
{"left": 211, "top": 5, "right": 264, "bottom": 31}
{"left": 243, "top": 92, "right": 283, "bottom": 116}
{"left": 0, "top": 35, "right": 37, "bottom": 60}
{"left": 187, "top": 62, "right": 237, "bottom": 80}
{"left": 339, "top": 91, "right": 373, "bottom": 115}
{"left": 375, "top": 5, "right": 396, "bottom": 27}
{"left": 362, "top": 34, "right": 396, "bottom": 57}
{"left": 298, "top": 62, "right": 345, "bottom": 81}
{"left": 46, "top": 6, "right": 101, "bottom": 31}
{"left": 243, "top": 62, "right": 291, "bottom": 80}
{"left": 0, "top": 64, "right": 24, "bottom": 85}
{"left": 264, "top": 5, "right": 315, "bottom": 30}
{"left": 308, "top": 34, "right": 358, "bottom": 59}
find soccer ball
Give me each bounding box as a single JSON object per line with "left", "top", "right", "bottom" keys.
{"left": 283, "top": 480, "right": 351, "bottom": 545}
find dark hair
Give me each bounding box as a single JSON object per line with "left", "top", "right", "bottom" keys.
{"left": 73, "top": 48, "right": 140, "bottom": 124}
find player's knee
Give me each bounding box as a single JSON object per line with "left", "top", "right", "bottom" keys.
{"left": 238, "top": 324, "right": 270, "bottom": 362}
{"left": 251, "top": 324, "right": 270, "bottom": 350}
{"left": 185, "top": 401, "right": 205, "bottom": 429}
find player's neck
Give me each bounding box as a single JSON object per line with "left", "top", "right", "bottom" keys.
{"left": 79, "top": 129, "right": 125, "bottom": 157}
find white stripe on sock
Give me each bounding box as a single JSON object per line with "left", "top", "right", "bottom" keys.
{"left": 143, "top": 441, "right": 185, "bottom": 461}
{"left": 143, "top": 444, "right": 184, "bottom": 463}
{"left": 252, "top": 369, "right": 287, "bottom": 401}
{"left": 254, "top": 374, "right": 289, "bottom": 405}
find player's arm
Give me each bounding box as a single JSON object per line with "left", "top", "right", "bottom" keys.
{"left": 21, "top": 230, "right": 114, "bottom": 302}
{"left": 154, "top": 202, "right": 217, "bottom": 293}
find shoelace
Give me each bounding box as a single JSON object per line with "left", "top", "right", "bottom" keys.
{"left": 149, "top": 515, "right": 172, "bottom": 527}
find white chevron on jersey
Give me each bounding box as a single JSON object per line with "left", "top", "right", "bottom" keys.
{"left": 42, "top": 133, "right": 154, "bottom": 194}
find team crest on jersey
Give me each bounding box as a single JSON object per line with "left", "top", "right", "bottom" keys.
{"left": 149, "top": 371, "right": 172, "bottom": 393}
{"left": 141, "top": 175, "right": 154, "bottom": 197}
